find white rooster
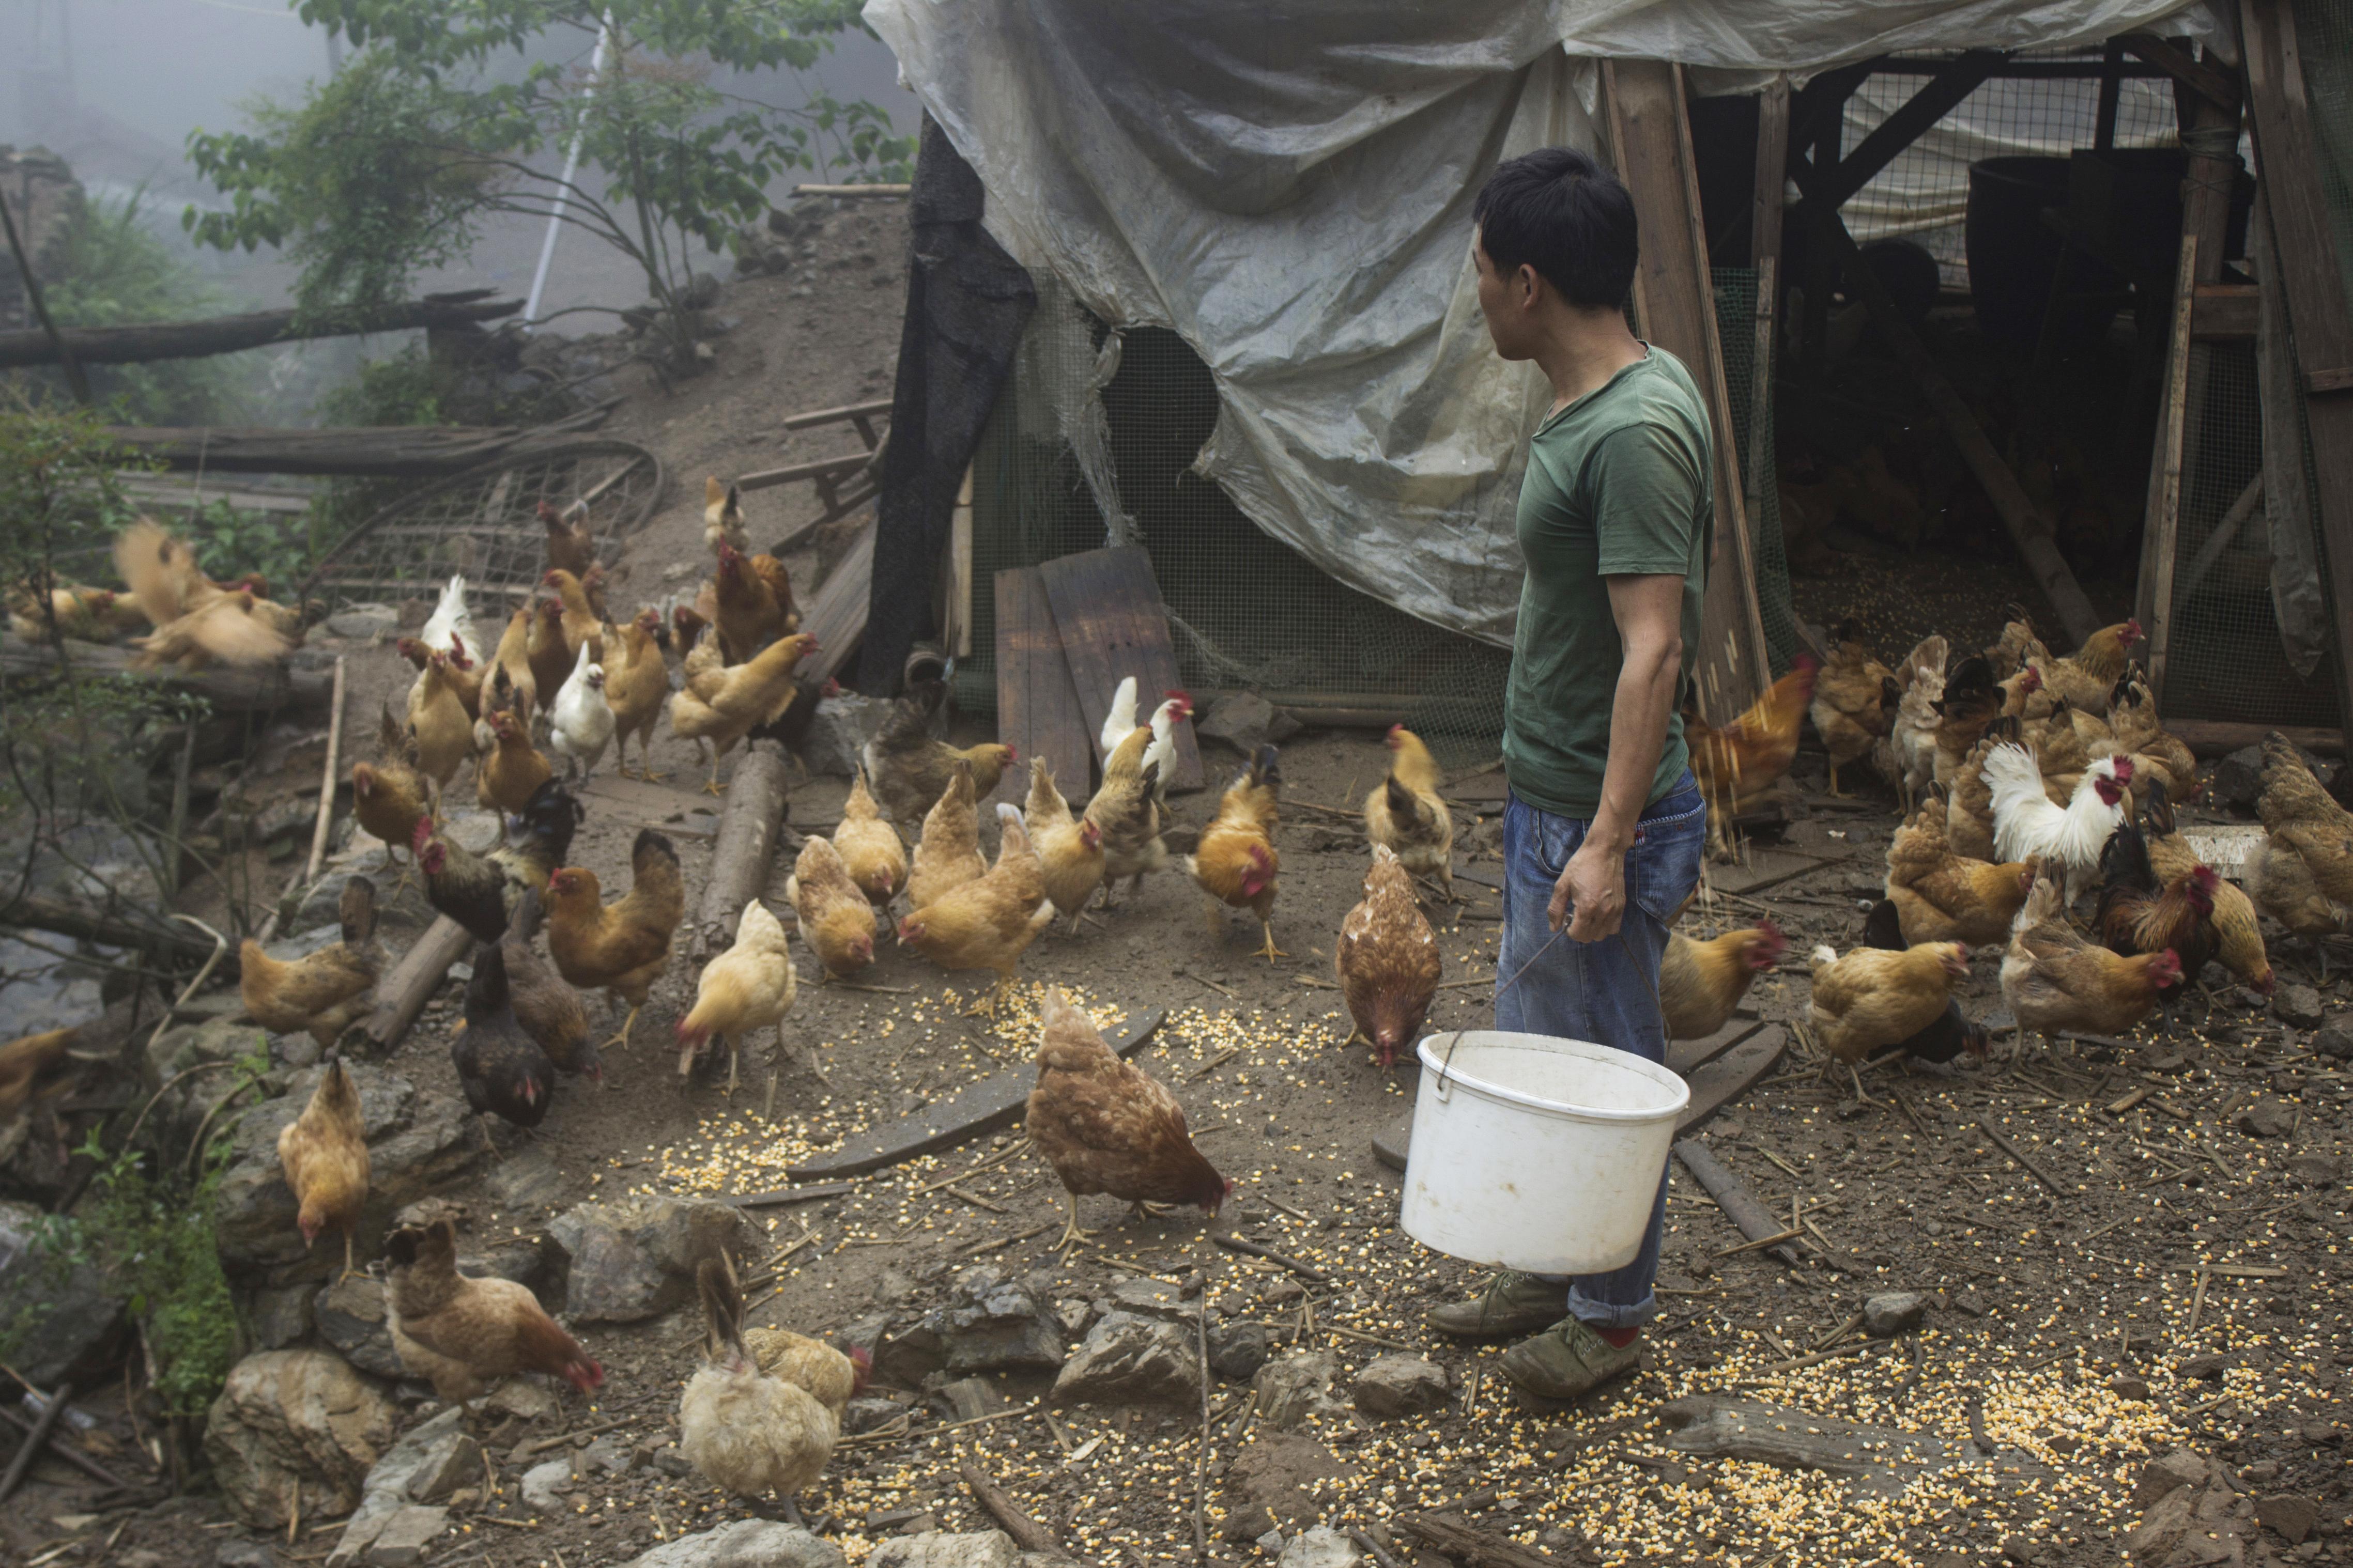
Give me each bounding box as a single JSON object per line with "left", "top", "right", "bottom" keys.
{"left": 1983, "top": 743, "right": 2134, "bottom": 904}
{"left": 1143, "top": 692, "right": 1192, "bottom": 809}
{"left": 418, "top": 575, "right": 476, "bottom": 661}
{"left": 548, "top": 641, "right": 616, "bottom": 779}
{"left": 1099, "top": 675, "right": 1139, "bottom": 757}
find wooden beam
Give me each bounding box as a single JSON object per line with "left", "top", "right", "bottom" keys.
{"left": 1750, "top": 75, "right": 1791, "bottom": 275}
{"left": 2192, "top": 284, "right": 2261, "bottom": 340}
{"left": 1605, "top": 59, "right": 1772, "bottom": 722}
{"left": 691, "top": 750, "right": 790, "bottom": 964}
{"left": 2309, "top": 366, "right": 2353, "bottom": 397}
{"left": 0, "top": 636, "right": 331, "bottom": 711}
{"left": 2144, "top": 236, "right": 2201, "bottom": 706}
{"left": 2170, "top": 719, "right": 2344, "bottom": 758}
{"left": 992, "top": 566, "right": 1092, "bottom": 810}
{"left": 2120, "top": 33, "right": 2241, "bottom": 108}
{"left": 736, "top": 452, "right": 871, "bottom": 493}
{"left": 782, "top": 397, "right": 893, "bottom": 432}
{"left": 1806, "top": 52, "right": 2003, "bottom": 212}
{"left": 799, "top": 520, "right": 875, "bottom": 686}
{"left": 1791, "top": 172, "right": 2101, "bottom": 647}
{"left": 2240, "top": 0, "right": 2353, "bottom": 727}
{"left": 0, "top": 292, "right": 519, "bottom": 370}
{"left": 100, "top": 409, "right": 611, "bottom": 477}
{"left": 2095, "top": 38, "right": 2126, "bottom": 151}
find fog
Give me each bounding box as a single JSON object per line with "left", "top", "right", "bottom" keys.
{"left": 5, "top": 0, "right": 918, "bottom": 330}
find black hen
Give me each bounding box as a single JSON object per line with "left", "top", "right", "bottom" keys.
{"left": 1860, "top": 898, "right": 1989, "bottom": 1065}
{"left": 416, "top": 779, "right": 585, "bottom": 943}
{"left": 452, "top": 941, "right": 555, "bottom": 1128}
{"left": 746, "top": 674, "right": 836, "bottom": 755}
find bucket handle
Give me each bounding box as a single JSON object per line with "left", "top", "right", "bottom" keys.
{"left": 1431, "top": 1030, "right": 1465, "bottom": 1101}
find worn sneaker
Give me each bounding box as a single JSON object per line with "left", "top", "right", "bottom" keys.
{"left": 1424, "top": 1271, "right": 1566, "bottom": 1340}
{"left": 1498, "top": 1316, "right": 1641, "bottom": 1402}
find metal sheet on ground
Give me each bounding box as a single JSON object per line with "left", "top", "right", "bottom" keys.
{"left": 1037, "top": 546, "right": 1203, "bottom": 791}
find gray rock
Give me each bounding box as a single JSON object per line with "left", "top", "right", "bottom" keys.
{"left": 0, "top": 934, "right": 105, "bottom": 1041}
{"left": 204, "top": 1350, "right": 401, "bottom": 1530}
{"left": 2236, "top": 1100, "right": 2298, "bottom": 1139}
{"left": 275, "top": 1035, "right": 323, "bottom": 1070}
{"left": 1208, "top": 1319, "right": 1270, "bottom": 1382}
{"left": 2183, "top": 1353, "right": 2233, "bottom": 1380}
{"left": 325, "top": 1407, "right": 465, "bottom": 1568}
{"left": 914, "top": 1266, "right": 1065, "bottom": 1375}
{"left": 2127, "top": 1450, "right": 2257, "bottom": 1562}
{"left": 2256, "top": 1493, "right": 2318, "bottom": 1544}
{"left": 1195, "top": 693, "right": 1301, "bottom": 756}
{"left": 484, "top": 1147, "right": 565, "bottom": 1212}
{"left": 1657, "top": 1394, "right": 1978, "bottom": 1498}
{"left": 2110, "top": 1374, "right": 2151, "bottom": 1402}
{"left": 215, "top": 1541, "right": 277, "bottom": 1568}
{"left": 867, "top": 1532, "right": 1019, "bottom": 1568}
{"left": 0, "top": 1198, "right": 124, "bottom": 1386}
{"left": 543, "top": 1195, "right": 764, "bottom": 1323}
{"left": 1251, "top": 1352, "right": 1348, "bottom": 1431}
{"left": 1862, "top": 1291, "right": 1930, "bottom": 1337}
{"left": 486, "top": 1380, "right": 560, "bottom": 1423}
{"left": 1228, "top": 1433, "right": 1357, "bottom": 1535}
{"left": 1275, "top": 1527, "right": 1360, "bottom": 1568}
{"left": 618, "top": 1522, "right": 847, "bottom": 1568}
{"left": 797, "top": 692, "right": 898, "bottom": 779}
{"left": 2277, "top": 984, "right": 2327, "bottom": 1029}
{"left": 363, "top": 1505, "right": 448, "bottom": 1567}
{"left": 1051, "top": 1312, "right": 1201, "bottom": 1405}
{"left": 2210, "top": 747, "right": 2267, "bottom": 813}
{"left": 403, "top": 1429, "right": 480, "bottom": 1503}
{"left": 314, "top": 1276, "right": 405, "bottom": 1380}
{"left": 324, "top": 605, "right": 400, "bottom": 642}
{"left": 213, "top": 1064, "right": 488, "bottom": 1288}
{"left": 1350, "top": 1355, "right": 1449, "bottom": 1418}
{"left": 1103, "top": 1278, "right": 1192, "bottom": 1321}
{"left": 844, "top": 1395, "right": 907, "bottom": 1435}
{"left": 247, "top": 1284, "right": 314, "bottom": 1349}
{"left": 2318, "top": 1023, "right": 2353, "bottom": 1061}
{"left": 940, "top": 1377, "right": 1002, "bottom": 1423}
{"left": 2287, "top": 1154, "right": 2344, "bottom": 1186}
{"left": 521, "top": 1457, "right": 573, "bottom": 1512}
{"left": 682, "top": 272, "right": 724, "bottom": 310}
{"left": 581, "top": 1435, "right": 634, "bottom": 1474}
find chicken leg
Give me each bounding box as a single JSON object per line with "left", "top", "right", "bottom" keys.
{"left": 341, "top": 1228, "right": 358, "bottom": 1284}
{"left": 1256, "top": 921, "right": 1288, "bottom": 963}
{"left": 1054, "top": 1190, "right": 1096, "bottom": 1255}
{"left": 603, "top": 1003, "right": 643, "bottom": 1053}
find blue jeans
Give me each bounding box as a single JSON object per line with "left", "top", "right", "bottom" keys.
{"left": 1497, "top": 774, "right": 1705, "bottom": 1329}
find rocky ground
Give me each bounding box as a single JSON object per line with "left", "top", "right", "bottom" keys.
{"left": 7, "top": 198, "right": 2353, "bottom": 1568}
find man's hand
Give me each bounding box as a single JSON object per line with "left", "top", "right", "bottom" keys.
{"left": 1548, "top": 837, "right": 1626, "bottom": 941}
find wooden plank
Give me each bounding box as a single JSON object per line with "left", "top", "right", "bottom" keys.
{"left": 736, "top": 452, "right": 870, "bottom": 493}
{"left": 2241, "top": 0, "right": 2353, "bottom": 722}
{"left": 690, "top": 750, "right": 791, "bottom": 964}
{"left": 1605, "top": 59, "right": 1771, "bottom": 725}
{"left": 2144, "top": 235, "right": 2201, "bottom": 707}
{"left": 1750, "top": 76, "right": 1791, "bottom": 274}
{"left": 359, "top": 915, "right": 473, "bottom": 1055}
{"left": 993, "top": 567, "right": 1094, "bottom": 810}
{"left": 100, "top": 406, "right": 611, "bottom": 476}
{"left": 1674, "top": 1135, "right": 1801, "bottom": 1266}
{"left": 782, "top": 398, "right": 894, "bottom": 431}
{"left": 786, "top": 1008, "right": 1165, "bottom": 1178}
{"left": 1667, "top": 1017, "right": 1763, "bottom": 1078}
{"left": 2120, "top": 33, "right": 2241, "bottom": 108}
{"left": 799, "top": 520, "right": 874, "bottom": 686}
{"left": 0, "top": 293, "right": 519, "bottom": 370}
{"left": 2169, "top": 719, "right": 2344, "bottom": 758}
{"left": 2192, "top": 285, "right": 2261, "bottom": 340}
{"left": 1676, "top": 1025, "right": 1787, "bottom": 1135}
{"left": 1790, "top": 183, "right": 2101, "bottom": 647}
{"left": 2309, "top": 366, "right": 2353, "bottom": 397}
{"left": 728, "top": 1181, "right": 856, "bottom": 1209}
{"left": 1037, "top": 546, "right": 1204, "bottom": 790}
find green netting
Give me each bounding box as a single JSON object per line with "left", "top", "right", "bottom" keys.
{"left": 2297, "top": 0, "right": 2353, "bottom": 315}
{"left": 961, "top": 268, "right": 1790, "bottom": 760}
{"left": 1715, "top": 269, "right": 1801, "bottom": 671}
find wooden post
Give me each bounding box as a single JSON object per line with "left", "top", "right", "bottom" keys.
{"left": 356, "top": 916, "right": 473, "bottom": 1055}
{"left": 2144, "top": 236, "right": 2200, "bottom": 705}
{"left": 2238, "top": 0, "right": 2353, "bottom": 721}
{"left": 1605, "top": 58, "right": 1773, "bottom": 721}
{"left": 1747, "top": 78, "right": 1790, "bottom": 624}
{"left": 2095, "top": 38, "right": 2126, "bottom": 151}
{"left": 1751, "top": 76, "right": 1791, "bottom": 277}
{"left": 691, "top": 749, "right": 790, "bottom": 964}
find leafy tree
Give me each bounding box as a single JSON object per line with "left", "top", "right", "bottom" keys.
{"left": 41, "top": 191, "right": 245, "bottom": 425}
{"left": 186, "top": 0, "right": 914, "bottom": 368}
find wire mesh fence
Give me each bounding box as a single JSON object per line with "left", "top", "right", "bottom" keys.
{"left": 297, "top": 439, "right": 664, "bottom": 620}
{"left": 961, "top": 271, "right": 1792, "bottom": 763}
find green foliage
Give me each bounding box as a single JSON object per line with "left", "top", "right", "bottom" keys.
{"left": 44, "top": 191, "right": 245, "bottom": 425}
{"left": 67, "top": 1109, "right": 252, "bottom": 1416}
{"left": 187, "top": 0, "right": 915, "bottom": 344}
{"left": 0, "top": 398, "right": 157, "bottom": 592}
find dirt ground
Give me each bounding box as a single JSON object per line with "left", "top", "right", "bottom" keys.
{"left": 14, "top": 199, "right": 2353, "bottom": 1568}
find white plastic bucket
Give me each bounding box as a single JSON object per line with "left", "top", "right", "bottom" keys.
{"left": 1398, "top": 1031, "right": 1688, "bottom": 1276}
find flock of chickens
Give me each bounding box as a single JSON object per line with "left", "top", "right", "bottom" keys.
{"left": 1662, "top": 609, "right": 2353, "bottom": 1096}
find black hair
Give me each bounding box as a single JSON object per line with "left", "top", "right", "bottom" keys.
{"left": 1473, "top": 147, "right": 1639, "bottom": 310}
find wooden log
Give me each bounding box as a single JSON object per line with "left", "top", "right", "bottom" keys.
{"left": 2170, "top": 719, "right": 2343, "bottom": 757}
{"left": 2242, "top": 0, "right": 2353, "bottom": 737}
{"left": 1791, "top": 184, "right": 2101, "bottom": 647}
{"left": 99, "top": 405, "right": 610, "bottom": 477}
{"left": 959, "top": 1465, "right": 1067, "bottom": 1556}
{"left": 0, "top": 1381, "right": 71, "bottom": 1507}
{"left": 356, "top": 916, "right": 472, "bottom": 1055}
{"left": 0, "top": 293, "right": 519, "bottom": 370}
{"left": 2143, "top": 236, "right": 2202, "bottom": 707}
{"left": 1673, "top": 1137, "right": 1801, "bottom": 1266}
{"left": 1393, "top": 1513, "right": 1555, "bottom": 1568}
{"left": 692, "top": 749, "right": 791, "bottom": 964}
{"left": 792, "top": 183, "right": 911, "bottom": 198}
{"left": 0, "top": 892, "right": 217, "bottom": 966}
{"left": 0, "top": 636, "right": 332, "bottom": 712}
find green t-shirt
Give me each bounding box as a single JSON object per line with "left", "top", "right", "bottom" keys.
{"left": 1501, "top": 344, "right": 1713, "bottom": 821}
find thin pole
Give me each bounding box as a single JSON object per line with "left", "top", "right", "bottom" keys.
{"left": 523, "top": 14, "right": 614, "bottom": 331}
{"left": 0, "top": 182, "right": 91, "bottom": 406}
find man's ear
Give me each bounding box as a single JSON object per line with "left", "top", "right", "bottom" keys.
{"left": 1514, "top": 262, "right": 1544, "bottom": 307}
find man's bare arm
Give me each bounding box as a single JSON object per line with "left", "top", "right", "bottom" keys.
{"left": 1547, "top": 572, "right": 1686, "bottom": 939}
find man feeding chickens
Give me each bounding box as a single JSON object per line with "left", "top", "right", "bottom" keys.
{"left": 1422, "top": 147, "right": 1710, "bottom": 1402}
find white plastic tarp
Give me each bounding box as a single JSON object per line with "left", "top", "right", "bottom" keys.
{"left": 866, "top": 0, "right": 2223, "bottom": 646}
